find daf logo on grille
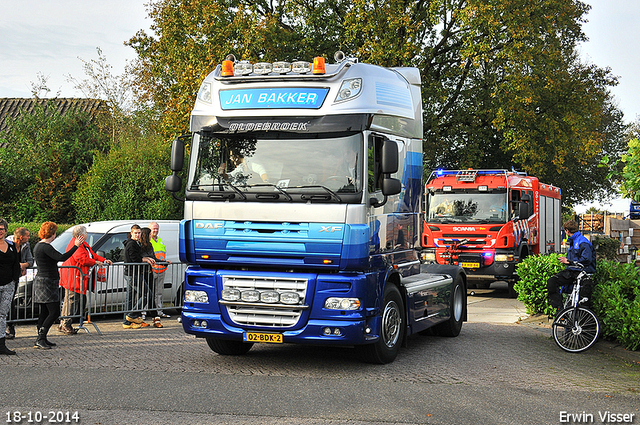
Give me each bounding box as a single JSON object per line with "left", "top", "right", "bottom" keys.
{"left": 319, "top": 226, "right": 342, "bottom": 233}
{"left": 196, "top": 222, "right": 223, "bottom": 229}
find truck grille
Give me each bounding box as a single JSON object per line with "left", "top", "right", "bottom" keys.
{"left": 221, "top": 275, "right": 308, "bottom": 328}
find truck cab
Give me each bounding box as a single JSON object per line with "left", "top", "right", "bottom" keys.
{"left": 167, "top": 53, "right": 466, "bottom": 363}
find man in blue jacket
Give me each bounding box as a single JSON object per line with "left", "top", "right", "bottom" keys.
{"left": 547, "top": 220, "right": 596, "bottom": 315}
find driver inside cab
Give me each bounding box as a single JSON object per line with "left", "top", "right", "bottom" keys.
{"left": 218, "top": 150, "right": 269, "bottom": 183}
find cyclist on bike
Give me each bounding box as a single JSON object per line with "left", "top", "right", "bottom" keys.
{"left": 547, "top": 220, "right": 596, "bottom": 316}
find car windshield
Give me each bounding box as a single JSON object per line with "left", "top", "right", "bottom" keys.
{"left": 427, "top": 192, "right": 507, "bottom": 223}
{"left": 50, "top": 231, "right": 104, "bottom": 252}
{"left": 188, "top": 132, "right": 363, "bottom": 202}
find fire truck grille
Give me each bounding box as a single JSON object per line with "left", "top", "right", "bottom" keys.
{"left": 221, "top": 275, "right": 308, "bottom": 328}
{"left": 442, "top": 234, "right": 487, "bottom": 238}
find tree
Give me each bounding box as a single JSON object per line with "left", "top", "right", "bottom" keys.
{"left": 614, "top": 138, "right": 640, "bottom": 201}
{"left": 0, "top": 101, "right": 110, "bottom": 222}
{"left": 126, "top": 0, "right": 624, "bottom": 207}
{"left": 72, "top": 133, "right": 182, "bottom": 221}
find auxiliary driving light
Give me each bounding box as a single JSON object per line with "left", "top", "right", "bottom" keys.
{"left": 322, "top": 327, "right": 342, "bottom": 336}
{"left": 221, "top": 288, "right": 241, "bottom": 301}
{"left": 241, "top": 290, "right": 260, "bottom": 302}
{"left": 192, "top": 320, "right": 208, "bottom": 328}
{"left": 272, "top": 61, "right": 292, "bottom": 74}
{"left": 234, "top": 61, "right": 253, "bottom": 76}
{"left": 292, "top": 61, "right": 312, "bottom": 74}
{"left": 197, "top": 82, "right": 212, "bottom": 103}
{"left": 280, "top": 292, "right": 301, "bottom": 305}
{"left": 335, "top": 78, "right": 362, "bottom": 103}
{"left": 260, "top": 291, "right": 280, "bottom": 303}
{"left": 252, "top": 62, "right": 272, "bottom": 75}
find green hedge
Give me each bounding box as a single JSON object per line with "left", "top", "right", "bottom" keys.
{"left": 515, "top": 255, "right": 640, "bottom": 351}
{"left": 7, "top": 222, "right": 74, "bottom": 251}
{"left": 593, "top": 261, "right": 640, "bottom": 351}
{"left": 513, "top": 253, "right": 564, "bottom": 316}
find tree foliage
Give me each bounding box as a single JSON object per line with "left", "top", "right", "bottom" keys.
{"left": 0, "top": 102, "right": 110, "bottom": 223}
{"left": 613, "top": 138, "right": 640, "bottom": 201}
{"left": 72, "top": 133, "right": 182, "bottom": 222}
{"left": 127, "top": 0, "right": 625, "bottom": 208}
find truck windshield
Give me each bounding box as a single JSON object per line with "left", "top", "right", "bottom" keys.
{"left": 427, "top": 192, "right": 507, "bottom": 223}
{"left": 188, "top": 132, "right": 363, "bottom": 203}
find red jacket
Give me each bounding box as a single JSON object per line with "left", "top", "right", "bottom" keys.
{"left": 59, "top": 241, "right": 106, "bottom": 294}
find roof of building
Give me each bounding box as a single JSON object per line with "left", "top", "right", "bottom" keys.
{"left": 0, "top": 97, "right": 108, "bottom": 134}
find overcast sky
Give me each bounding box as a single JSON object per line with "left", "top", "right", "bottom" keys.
{"left": 0, "top": 0, "right": 637, "bottom": 212}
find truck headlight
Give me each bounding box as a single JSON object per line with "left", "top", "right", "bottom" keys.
{"left": 495, "top": 254, "right": 514, "bottom": 262}
{"left": 324, "top": 297, "right": 361, "bottom": 310}
{"left": 184, "top": 290, "right": 209, "bottom": 303}
{"left": 422, "top": 252, "right": 436, "bottom": 262}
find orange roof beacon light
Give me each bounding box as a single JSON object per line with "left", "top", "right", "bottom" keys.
{"left": 312, "top": 56, "right": 326, "bottom": 74}
{"left": 221, "top": 60, "right": 234, "bottom": 77}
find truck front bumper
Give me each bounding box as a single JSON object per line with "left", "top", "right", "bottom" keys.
{"left": 182, "top": 311, "right": 378, "bottom": 346}
{"left": 464, "top": 261, "right": 517, "bottom": 280}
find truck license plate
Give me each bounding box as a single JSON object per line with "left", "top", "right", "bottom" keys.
{"left": 243, "top": 332, "right": 283, "bottom": 344}
{"left": 461, "top": 262, "right": 480, "bottom": 269}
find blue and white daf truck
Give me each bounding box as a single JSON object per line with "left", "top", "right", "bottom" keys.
{"left": 166, "top": 52, "right": 466, "bottom": 363}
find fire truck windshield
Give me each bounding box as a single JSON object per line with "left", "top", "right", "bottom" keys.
{"left": 187, "top": 132, "right": 363, "bottom": 203}
{"left": 427, "top": 192, "right": 507, "bottom": 223}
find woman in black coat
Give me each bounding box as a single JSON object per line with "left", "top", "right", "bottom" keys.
{"left": 32, "top": 221, "right": 84, "bottom": 349}
{"left": 0, "top": 218, "right": 21, "bottom": 355}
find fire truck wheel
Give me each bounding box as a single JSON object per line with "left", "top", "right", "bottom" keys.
{"left": 433, "top": 274, "right": 465, "bottom": 337}
{"left": 206, "top": 337, "right": 254, "bottom": 355}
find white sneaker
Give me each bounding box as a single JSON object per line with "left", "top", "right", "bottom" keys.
{"left": 158, "top": 312, "right": 170, "bottom": 318}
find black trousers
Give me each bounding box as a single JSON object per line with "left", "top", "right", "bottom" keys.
{"left": 36, "top": 301, "right": 60, "bottom": 334}
{"left": 547, "top": 269, "right": 580, "bottom": 310}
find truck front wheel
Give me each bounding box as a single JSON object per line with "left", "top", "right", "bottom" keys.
{"left": 206, "top": 337, "right": 254, "bottom": 355}
{"left": 357, "top": 284, "right": 404, "bottom": 364}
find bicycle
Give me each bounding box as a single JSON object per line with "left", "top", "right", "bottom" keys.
{"left": 551, "top": 263, "right": 600, "bottom": 353}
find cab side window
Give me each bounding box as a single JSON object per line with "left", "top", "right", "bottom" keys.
{"left": 368, "top": 135, "right": 385, "bottom": 206}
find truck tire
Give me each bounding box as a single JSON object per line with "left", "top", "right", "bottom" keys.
{"left": 357, "top": 284, "right": 404, "bottom": 364}
{"left": 433, "top": 273, "right": 465, "bottom": 337}
{"left": 206, "top": 337, "right": 254, "bottom": 355}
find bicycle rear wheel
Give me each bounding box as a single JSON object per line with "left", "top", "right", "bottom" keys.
{"left": 552, "top": 307, "right": 600, "bottom": 353}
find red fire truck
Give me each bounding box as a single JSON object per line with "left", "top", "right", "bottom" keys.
{"left": 421, "top": 169, "right": 561, "bottom": 295}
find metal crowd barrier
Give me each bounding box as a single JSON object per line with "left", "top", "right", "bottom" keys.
{"left": 7, "top": 262, "right": 187, "bottom": 335}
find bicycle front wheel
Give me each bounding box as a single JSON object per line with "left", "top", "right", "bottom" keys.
{"left": 552, "top": 307, "right": 600, "bottom": 353}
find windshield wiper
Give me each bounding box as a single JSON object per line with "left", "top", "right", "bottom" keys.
{"left": 297, "top": 185, "right": 343, "bottom": 202}
{"left": 190, "top": 182, "right": 248, "bottom": 200}
{"left": 429, "top": 217, "right": 458, "bottom": 223}
{"left": 243, "top": 183, "right": 293, "bottom": 201}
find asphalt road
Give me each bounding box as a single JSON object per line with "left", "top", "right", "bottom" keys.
{"left": 1, "top": 284, "right": 638, "bottom": 425}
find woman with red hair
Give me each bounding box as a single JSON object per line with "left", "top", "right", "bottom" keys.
{"left": 32, "top": 222, "right": 84, "bottom": 349}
